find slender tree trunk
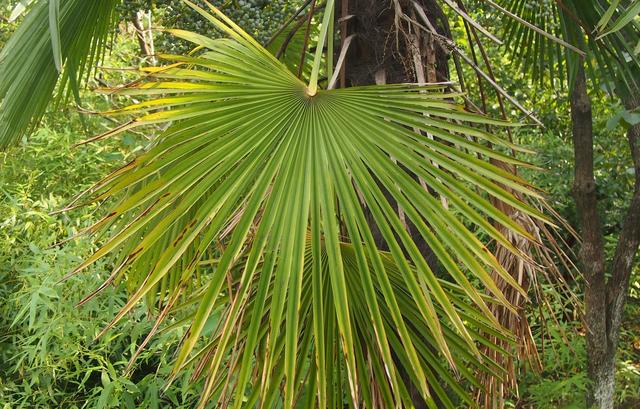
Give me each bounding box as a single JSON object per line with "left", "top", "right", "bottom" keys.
{"left": 572, "top": 62, "right": 640, "bottom": 408}
{"left": 132, "top": 10, "right": 156, "bottom": 65}
{"left": 570, "top": 63, "right": 611, "bottom": 409}
{"left": 607, "top": 93, "right": 640, "bottom": 354}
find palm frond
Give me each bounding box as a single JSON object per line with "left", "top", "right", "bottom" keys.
{"left": 64, "top": 2, "right": 555, "bottom": 407}
{"left": 488, "top": 0, "right": 640, "bottom": 93}
{"left": 0, "top": 0, "right": 120, "bottom": 149}
{"left": 596, "top": 0, "right": 640, "bottom": 39}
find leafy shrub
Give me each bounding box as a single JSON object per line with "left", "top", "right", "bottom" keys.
{"left": 0, "top": 128, "right": 202, "bottom": 408}
{"left": 513, "top": 306, "right": 640, "bottom": 408}
{"left": 119, "top": 0, "right": 302, "bottom": 53}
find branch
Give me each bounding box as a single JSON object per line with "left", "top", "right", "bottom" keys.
{"left": 264, "top": 0, "right": 314, "bottom": 48}
{"left": 131, "top": 12, "right": 151, "bottom": 59}
{"left": 606, "top": 93, "right": 640, "bottom": 348}
{"left": 298, "top": 0, "right": 318, "bottom": 78}
{"left": 339, "top": 0, "right": 349, "bottom": 88}
{"left": 412, "top": 1, "right": 543, "bottom": 126}
{"left": 328, "top": 34, "right": 355, "bottom": 89}
{"left": 485, "top": 0, "right": 585, "bottom": 56}
{"left": 275, "top": 15, "right": 307, "bottom": 59}
{"left": 275, "top": 4, "right": 326, "bottom": 60}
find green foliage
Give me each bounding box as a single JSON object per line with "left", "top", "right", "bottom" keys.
{"left": 0, "top": 0, "right": 301, "bottom": 150}
{"left": 487, "top": 0, "right": 640, "bottom": 96}
{"left": 511, "top": 69, "right": 640, "bottom": 409}
{"left": 596, "top": 0, "right": 640, "bottom": 40}
{"left": 518, "top": 88, "right": 636, "bottom": 256}
{"left": 515, "top": 311, "right": 640, "bottom": 408}
{"left": 0, "top": 0, "right": 121, "bottom": 149}
{"left": 120, "top": 0, "right": 302, "bottom": 52}
{"left": 0, "top": 3, "right": 16, "bottom": 44}
{"left": 520, "top": 323, "right": 590, "bottom": 409}
{"left": 0, "top": 1, "right": 638, "bottom": 408}
{"left": 0, "top": 127, "right": 206, "bottom": 408}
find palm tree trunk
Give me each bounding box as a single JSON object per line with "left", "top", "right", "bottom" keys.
{"left": 340, "top": 1, "right": 541, "bottom": 407}
{"left": 339, "top": 1, "right": 451, "bottom": 406}
{"left": 340, "top": 0, "right": 451, "bottom": 262}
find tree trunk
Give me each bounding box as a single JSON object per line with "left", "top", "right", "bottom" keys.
{"left": 569, "top": 63, "right": 611, "bottom": 409}
{"left": 340, "top": 0, "right": 450, "bottom": 266}
{"left": 339, "top": 1, "right": 451, "bottom": 407}
{"left": 607, "top": 93, "right": 640, "bottom": 358}
{"left": 132, "top": 10, "right": 156, "bottom": 65}
{"left": 573, "top": 61, "right": 640, "bottom": 408}
{"left": 342, "top": 0, "right": 450, "bottom": 87}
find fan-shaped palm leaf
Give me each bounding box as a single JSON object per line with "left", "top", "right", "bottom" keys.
{"left": 64, "top": 1, "right": 552, "bottom": 407}
{"left": 489, "top": 0, "right": 640, "bottom": 91}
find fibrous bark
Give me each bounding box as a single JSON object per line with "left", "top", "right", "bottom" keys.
{"left": 340, "top": 0, "right": 450, "bottom": 269}
{"left": 342, "top": 0, "right": 450, "bottom": 87}
{"left": 340, "top": 2, "right": 546, "bottom": 409}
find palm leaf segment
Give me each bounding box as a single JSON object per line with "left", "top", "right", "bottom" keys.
{"left": 75, "top": 1, "right": 547, "bottom": 407}
{"left": 495, "top": 0, "right": 640, "bottom": 92}
{"left": 0, "top": 0, "right": 120, "bottom": 149}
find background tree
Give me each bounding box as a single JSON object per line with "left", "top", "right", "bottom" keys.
{"left": 486, "top": 1, "right": 640, "bottom": 406}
